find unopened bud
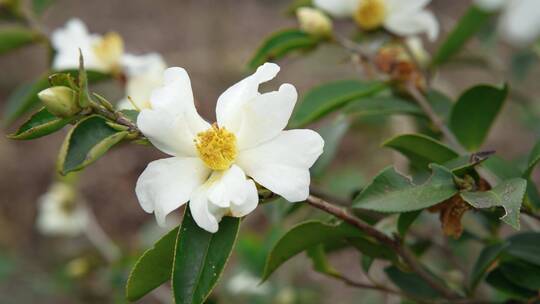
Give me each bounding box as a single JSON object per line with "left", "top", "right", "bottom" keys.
{"left": 38, "top": 86, "right": 81, "bottom": 118}
{"left": 296, "top": 7, "right": 332, "bottom": 38}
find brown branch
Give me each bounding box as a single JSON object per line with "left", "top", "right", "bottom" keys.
{"left": 306, "top": 194, "right": 462, "bottom": 300}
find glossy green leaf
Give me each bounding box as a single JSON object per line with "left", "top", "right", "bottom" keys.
{"left": 0, "top": 26, "right": 38, "bottom": 54}
{"left": 58, "top": 115, "right": 128, "bottom": 174}
{"left": 306, "top": 244, "right": 340, "bottom": 277}
{"left": 485, "top": 269, "right": 536, "bottom": 299}
{"left": 449, "top": 84, "right": 508, "bottom": 151}
{"left": 353, "top": 164, "right": 457, "bottom": 212}
{"left": 499, "top": 259, "right": 540, "bottom": 291}
{"left": 432, "top": 6, "right": 493, "bottom": 66}
{"left": 343, "top": 96, "right": 422, "bottom": 117}
{"left": 461, "top": 178, "right": 526, "bottom": 230}
{"left": 385, "top": 266, "right": 441, "bottom": 299}
{"left": 469, "top": 242, "right": 508, "bottom": 291}
{"left": 126, "top": 226, "right": 179, "bottom": 301}
{"left": 172, "top": 207, "right": 240, "bottom": 304}
{"left": 397, "top": 210, "right": 422, "bottom": 238}
{"left": 505, "top": 232, "right": 540, "bottom": 266}
{"left": 383, "top": 134, "right": 459, "bottom": 169}
{"left": 248, "top": 29, "right": 320, "bottom": 70}
{"left": 426, "top": 90, "right": 453, "bottom": 120}
{"left": 482, "top": 156, "right": 521, "bottom": 181}
{"left": 311, "top": 116, "right": 349, "bottom": 178}
{"left": 347, "top": 237, "right": 397, "bottom": 261}
{"left": 290, "top": 80, "right": 386, "bottom": 127}
{"left": 261, "top": 220, "right": 363, "bottom": 281}
{"left": 8, "top": 107, "right": 71, "bottom": 140}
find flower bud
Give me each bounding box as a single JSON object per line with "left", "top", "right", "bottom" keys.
{"left": 296, "top": 7, "right": 333, "bottom": 38}
{"left": 38, "top": 86, "right": 81, "bottom": 118}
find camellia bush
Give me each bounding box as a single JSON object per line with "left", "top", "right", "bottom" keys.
{"left": 3, "top": 0, "right": 540, "bottom": 303}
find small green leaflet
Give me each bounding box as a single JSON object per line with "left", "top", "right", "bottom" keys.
{"left": 485, "top": 269, "right": 537, "bottom": 299}
{"left": 290, "top": 79, "right": 387, "bottom": 127}
{"left": 248, "top": 29, "right": 321, "bottom": 70}
{"left": 353, "top": 164, "right": 458, "bottom": 213}
{"left": 449, "top": 84, "right": 508, "bottom": 151}
{"left": 261, "top": 220, "right": 363, "bottom": 282}
{"left": 126, "top": 226, "right": 179, "bottom": 301}
{"left": 8, "top": 107, "right": 71, "bottom": 140}
{"left": 461, "top": 178, "right": 526, "bottom": 230}
{"left": 58, "top": 115, "right": 128, "bottom": 174}
{"left": 172, "top": 207, "right": 240, "bottom": 304}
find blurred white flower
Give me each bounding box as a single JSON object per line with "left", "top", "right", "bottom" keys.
{"left": 405, "top": 36, "right": 430, "bottom": 66}
{"left": 476, "top": 0, "right": 540, "bottom": 47}
{"left": 314, "top": 0, "right": 439, "bottom": 41}
{"left": 135, "top": 63, "right": 324, "bottom": 232}
{"left": 117, "top": 53, "right": 167, "bottom": 110}
{"left": 296, "top": 7, "right": 333, "bottom": 37}
{"left": 51, "top": 18, "right": 124, "bottom": 72}
{"left": 227, "top": 271, "right": 270, "bottom": 296}
{"left": 36, "top": 182, "right": 88, "bottom": 237}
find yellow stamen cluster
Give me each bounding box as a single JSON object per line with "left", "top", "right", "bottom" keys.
{"left": 196, "top": 124, "right": 237, "bottom": 171}
{"left": 93, "top": 32, "right": 124, "bottom": 72}
{"left": 354, "top": 0, "right": 387, "bottom": 31}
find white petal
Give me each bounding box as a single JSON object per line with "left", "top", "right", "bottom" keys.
{"left": 135, "top": 157, "right": 210, "bottom": 226}
{"left": 206, "top": 165, "right": 259, "bottom": 217}
{"left": 474, "top": 0, "right": 506, "bottom": 12}
{"left": 385, "top": 10, "right": 439, "bottom": 41}
{"left": 237, "top": 129, "right": 324, "bottom": 202}
{"left": 500, "top": 0, "right": 540, "bottom": 47}
{"left": 385, "top": 0, "right": 431, "bottom": 13}
{"left": 234, "top": 83, "right": 297, "bottom": 150}
{"left": 189, "top": 185, "right": 226, "bottom": 233}
{"left": 216, "top": 63, "right": 280, "bottom": 133}
{"left": 121, "top": 53, "right": 166, "bottom": 77}
{"left": 313, "top": 0, "right": 359, "bottom": 18}
{"left": 137, "top": 67, "right": 210, "bottom": 156}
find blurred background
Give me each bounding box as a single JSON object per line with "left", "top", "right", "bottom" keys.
{"left": 0, "top": 0, "right": 539, "bottom": 303}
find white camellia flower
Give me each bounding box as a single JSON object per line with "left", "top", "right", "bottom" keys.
{"left": 36, "top": 182, "right": 88, "bottom": 237}
{"left": 117, "top": 53, "right": 167, "bottom": 110}
{"left": 314, "top": 0, "right": 439, "bottom": 41}
{"left": 135, "top": 63, "right": 324, "bottom": 232}
{"left": 475, "top": 0, "right": 540, "bottom": 47}
{"left": 51, "top": 18, "right": 124, "bottom": 72}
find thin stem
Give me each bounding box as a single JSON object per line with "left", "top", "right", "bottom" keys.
{"left": 306, "top": 195, "right": 462, "bottom": 300}
{"left": 333, "top": 273, "right": 402, "bottom": 296}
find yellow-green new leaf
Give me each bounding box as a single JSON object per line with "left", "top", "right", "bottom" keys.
{"left": 58, "top": 115, "right": 128, "bottom": 174}
{"left": 8, "top": 107, "right": 71, "bottom": 140}
{"left": 461, "top": 178, "right": 526, "bottom": 230}
{"left": 126, "top": 226, "right": 179, "bottom": 302}
{"left": 353, "top": 164, "right": 458, "bottom": 212}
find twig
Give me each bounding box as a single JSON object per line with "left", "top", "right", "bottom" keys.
{"left": 306, "top": 195, "right": 462, "bottom": 300}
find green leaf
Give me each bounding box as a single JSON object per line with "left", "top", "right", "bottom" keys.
{"left": 461, "top": 178, "right": 526, "bottom": 230}
{"left": 485, "top": 269, "right": 536, "bottom": 299}
{"left": 0, "top": 26, "right": 38, "bottom": 55}
{"left": 432, "top": 6, "right": 493, "bottom": 66}
{"left": 505, "top": 232, "right": 540, "bottom": 266}
{"left": 126, "top": 226, "right": 179, "bottom": 302}
{"left": 8, "top": 107, "right": 71, "bottom": 140}
{"left": 426, "top": 90, "right": 453, "bottom": 120}
{"left": 383, "top": 134, "right": 459, "bottom": 170}
{"left": 397, "top": 210, "right": 422, "bottom": 238}
{"left": 248, "top": 29, "right": 320, "bottom": 70}
{"left": 311, "top": 116, "right": 349, "bottom": 178}
{"left": 469, "top": 242, "right": 508, "bottom": 291}
{"left": 499, "top": 259, "right": 540, "bottom": 291}
{"left": 449, "top": 84, "right": 508, "bottom": 151}
{"left": 343, "top": 96, "right": 422, "bottom": 117}
{"left": 261, "top": 220, "right": 363, "bottom": 281}
{"left": 306, "top": 244, "right": 340, "bottom": 277}
{"left": 32, "top": 0, "right": 55, "bottom": 14}
{"left": 172, "top": 207, "right": 240, "bottom": 304}
{"left": 58, "top": 115, "right": 128, "bottom": 174}
{"left": 290, "top": 80, "right": 387, "bottom": 127}
{"left": 385, "top": 266, "right": 441, "bottom": 299}
{"left": 3, "top": 70, "right": 109, "bottom": 126}
{"left": 347, "top": 237, "right": 397, "bottom": 261}
{"left": 353, "top": 164, "right": 458, "bottom": 213}
{"left": 523, "top": 140, "right": 540, "bottom": 178}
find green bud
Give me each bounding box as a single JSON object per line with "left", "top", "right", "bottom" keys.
{"left": 38, "top": 86, "right": 81, "bottom": 118}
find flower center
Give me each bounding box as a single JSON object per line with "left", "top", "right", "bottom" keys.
{"left": 195, "top": 124, "right": 237, "bottom": 171}
{"left": 353, "top": 0, "right": 387, "bottom": 31}
{"left": 93, "top": 32, "right": 124, "bottom": 72}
